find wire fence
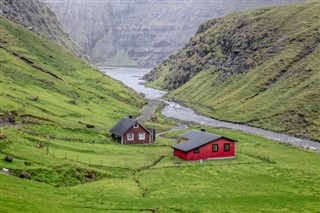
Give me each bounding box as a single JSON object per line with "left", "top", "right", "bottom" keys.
{"left": 41, "top": 142, "right": 276, "bottom": 172}
{"left": 44, "top": 143, "right": 169, "bottom": 170}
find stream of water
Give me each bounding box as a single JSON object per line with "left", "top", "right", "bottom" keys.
{"left": 100, "top": 67, "right": 320, "bottom": 151}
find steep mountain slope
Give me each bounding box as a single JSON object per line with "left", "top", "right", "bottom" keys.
{"left": 0, "top": 0, "right": 88, "bottom": 61}
{"left": 144, "top": 2, "right": 320, "bottom": 141}
{"left": 46, "top": 0, "right": 300, "bottom": 66}
{"left": 0, "top": 15, "right": 144, "bottom": 128}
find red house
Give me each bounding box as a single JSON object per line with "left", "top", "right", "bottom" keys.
{"left": 110, "top": 116, "right": 155, "bottom": 145}
{"left": 172, "top": 130, "right": 236, "bottom": 161}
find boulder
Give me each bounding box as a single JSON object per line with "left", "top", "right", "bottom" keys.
{"left": 4, "top": 155, "right": 13, "bottom": 162}
{"left": 30, "top": 96, "right": 39, "bottom": 101}
{"left": 19, "top": 171, "right": 31, "bottom": 179}
{"left": 35, "top": 141, "right": 42, "bottom": 148}
{"left": 8, "top": 116, "right": 15, "bottom": 124}
{"left": 86, "top": 170, "right": 96, "bottom": 180}
{"left": 24, "top": 161, "right": 31, "bottom": 166}
{"left": 68, "top": 100, "right": 76, "bottom": 105}
{"left": 86, "top": 124, "right": 95, "bottom": 129}
{"left": 0, "top": 132, "right": 7, "bottom": 140}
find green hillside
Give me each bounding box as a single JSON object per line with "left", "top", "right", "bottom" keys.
{"left": 144, "top": 2, "right": 320, "bottom": 141}
{"left": 0, "top": 16, "right": 144, "bottom": 128}
{"left": 1, "top": 0, "right": 88, "bottom": 62}
{"left": 1, "top": 14, "right": 320, "bottom": 213}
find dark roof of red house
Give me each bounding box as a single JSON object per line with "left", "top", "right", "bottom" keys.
{"left": 110, "top": 118, "right": 136, "bottom": 137}
{"left": 172, "top": 130, "right": 236, "bottom": 152}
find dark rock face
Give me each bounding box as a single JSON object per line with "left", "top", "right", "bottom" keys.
{"left": 143, "top": 5, "right": 315, "bottom": 90}
{"left": 0, "top": 0, "right": 88, "bottom": 62}
{"left": 19, "top": 171, "right": 31, "bottom": 179}
{"left": 45, "top": 0, "right": 301, "bottom": 67}
{"left": 4, "top": 155, "right": 13, "bottom": 162}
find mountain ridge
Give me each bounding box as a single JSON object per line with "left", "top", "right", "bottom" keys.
{"left": 0, "top": 0, "right": 89, "bottom": 62}
{"left": 46, "top": 0, "right": 301, "bottom": 66}
{"left": 144, "top": 2, "right": 320, "bottom": 141}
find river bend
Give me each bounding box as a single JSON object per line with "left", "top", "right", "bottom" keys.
{"left": 100, "top": 67, "right": 320, "bottom": 152}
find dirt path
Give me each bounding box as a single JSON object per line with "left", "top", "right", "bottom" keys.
{"left": 137, "top": 99, "right": 161, "bottom": 123}
{"left": 156, "top": 122, "right": 188, "bottom": 137}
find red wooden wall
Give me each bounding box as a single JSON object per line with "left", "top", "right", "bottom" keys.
{"left": 174, "top": 138, "right": 235, "bottom": 160}
{"left": 122, "top": 124, "right": 151, "bottom": 144}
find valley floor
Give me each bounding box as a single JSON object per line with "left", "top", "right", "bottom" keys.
{"left": 1, "top": 123, "right": 320, "bottom": 212}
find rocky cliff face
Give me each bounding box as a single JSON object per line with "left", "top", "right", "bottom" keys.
{"left": 46, "top": 0, "right": 301, "bottom": 66}
{"left": 0, "top": 0, "right": 88, "bottom": 61}
{"left": 144, "top": 2, "right": 320, "bottom": 140}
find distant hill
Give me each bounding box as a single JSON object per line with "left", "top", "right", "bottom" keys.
{"left": 46, "top": 0, "right": 300, "bottom": 66}
{"left": 144, "top": 2, "right": 320, "bottom": 141}
{"left": 0, "top": 0, "right": 89, "bottom": 62}
{"left": 0, "top": 15, "right": 144, "bottom": 128}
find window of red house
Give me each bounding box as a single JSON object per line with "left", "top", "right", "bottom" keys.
{"left": 212, "top": 144, "right": 218, "bottom": 152}
{"left": 139, "top": 133, "right": 145, "bottom": 140}
{"left": 127, "top": 133, "right": 134, "bottom": 141}
{"left": 193, "top": 148, "right": 199, "bottom": 154}
{"left": 224, "top": 143, "right": 230, "bottom": 151}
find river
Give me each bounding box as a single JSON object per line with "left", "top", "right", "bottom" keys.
{"left": 100, "top": 67, "right": 320, "bottom": 151}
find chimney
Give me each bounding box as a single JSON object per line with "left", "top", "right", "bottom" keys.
{"left": 200, "top": 128, "right": 206, "bottom": 132}
{"left": 128, "top": 115, "right": 133, "bottom": 119}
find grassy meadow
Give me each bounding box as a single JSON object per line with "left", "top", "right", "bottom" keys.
{"left": 1, "top": 123, "right": 320, "bottom": 212}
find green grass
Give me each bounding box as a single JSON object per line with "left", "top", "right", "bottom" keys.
{"left": 1, "top": 125, "right": 320, "bottom": 212}
{"left": 1, "top": 10, "right": 320, "bottom": 213}
{"left": 146, "top": 2, "right": 320, "bottom": 141}
{"left": 0, "top": 16, "right": 144, "bottom": 129}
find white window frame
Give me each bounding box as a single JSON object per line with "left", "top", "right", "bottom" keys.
{"left": 127, "top": 133, "right": 134, "bottom": 141}
{"left": 134, "top": 123, "right": 139, "bottom": 128}
{"left": 139, "top": 132, "right": 145, "bottom": 140}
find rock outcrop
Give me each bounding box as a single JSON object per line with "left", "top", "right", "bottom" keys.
{"left": 0, "top": 0, "right": 88, "bottom": 62}
{"left": 3, "top": 155, "right": 13, "bottom": 162}
{"left": 45, "top": 0, "right": 301, "bottom": 66}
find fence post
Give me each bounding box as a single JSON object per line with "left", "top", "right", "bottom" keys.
{"left": 46, "top": 143, "right": 49, "bottom": 156}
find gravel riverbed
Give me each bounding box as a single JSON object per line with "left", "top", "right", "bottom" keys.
{"left": 101, "top": 67, "right": 320, "bottom": 152}
{"left": 162, "top": 101, "right": 320, "bottom": 151}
